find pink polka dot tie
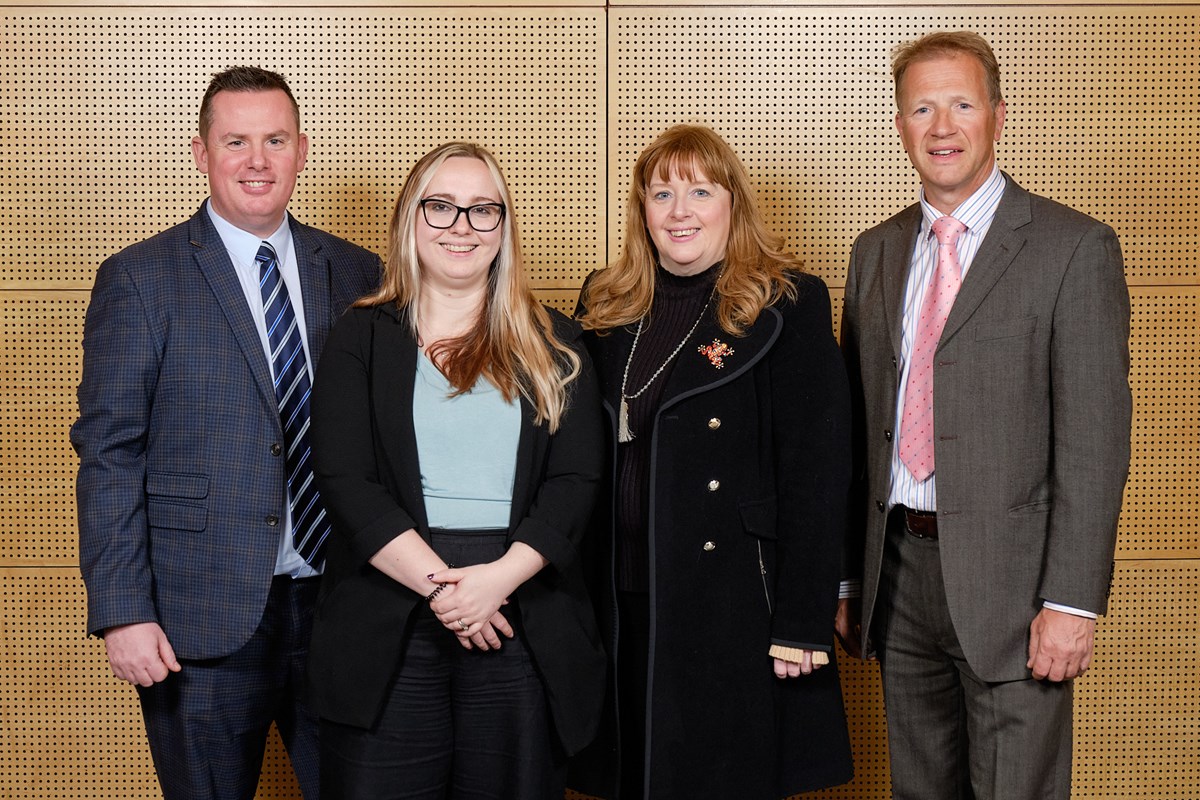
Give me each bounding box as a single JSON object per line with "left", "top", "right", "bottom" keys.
{"left": 899, "top": 215, "right": 967, "bottom": 482}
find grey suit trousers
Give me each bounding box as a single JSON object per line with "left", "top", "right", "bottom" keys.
{"left": 875, "top": 511, "right": 1073, "bottom": 800}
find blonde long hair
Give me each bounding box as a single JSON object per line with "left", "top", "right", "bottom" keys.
{"left": 579, "top": 124, "right": 802, "bottom": 335}
{"left": 357, "top": 142, "right": 580, "bottom": 432}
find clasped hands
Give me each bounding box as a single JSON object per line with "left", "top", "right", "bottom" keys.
{"left": 427, "top": 563, "right": 517, "bottom": 651}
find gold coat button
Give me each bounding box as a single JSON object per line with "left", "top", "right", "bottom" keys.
{"left": 708, "top": 417, "right": 721, "bottom": 430}
{"left": 707, "top": 479, "right": 720, "bottom": 492}
{"left": 703, "top": 541, "right": 716, "bottom": 552}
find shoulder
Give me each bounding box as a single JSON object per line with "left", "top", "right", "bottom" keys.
{"left": 1024, "top": 190, "right": 1114, "bottom": 236}
{"left": 544, "top": 305, "right": 585, "bottom": 347}
{"left": 773, "top": 271, "right": 833, "bottom": 319}
{"left": 101, "top": 218, "right": 194, "bottom": 277}
{"left": 291, "top": 218, "right": 380, "bottom": 266}
{"left": 852, "top": 202, "right": 920, "bottom": 249}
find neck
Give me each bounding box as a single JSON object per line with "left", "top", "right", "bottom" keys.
{"left": 417, "top": 284, "right": 486, "bottom": 346}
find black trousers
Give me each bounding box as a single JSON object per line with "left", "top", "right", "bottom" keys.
{"left": 320, "top": 531, "right": 563, "bottom": 800}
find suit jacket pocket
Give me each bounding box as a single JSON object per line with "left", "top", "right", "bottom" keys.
{"left": 147, "top": 471, "right": 209, "bottom": 531}
{"left": 975, "top": 315, "right": 1037, "bottom": 342}
{"left": 1008, "top": 499, "right": 1052, "bottom": 515}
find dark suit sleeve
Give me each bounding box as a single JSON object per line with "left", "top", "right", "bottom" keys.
{"left": 1042, "top": 223, "right": 1130, "bottom": 614}
{"left": 769, "top": 276, "right": 853, "bottom": 652}
{"left": 511, "top": 321, "right": 604, "bottom": 579}
{"left": 311, "top": 308, "right": 421, "bottom": 567}
{"left": 70, "top": 257, "right": 160, "bottom": 637}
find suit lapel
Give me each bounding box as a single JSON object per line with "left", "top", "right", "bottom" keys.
{"left": 941, "top": 178, "right": 1031, "bottom": 346}
{"left": 188, "top": 210, "right": 279, "bottom": 415}
{"left": 369, "top": 309, "right": 429, "bottom": 531}
{"left": 291, "top": 217, "right": 333, "bottom": 361}
{"left": 882, "top": 205, "right": 922, "bottom": 361}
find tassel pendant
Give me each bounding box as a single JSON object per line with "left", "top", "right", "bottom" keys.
{"left": 617, "top": 397, "right": 633, "bottom": 443}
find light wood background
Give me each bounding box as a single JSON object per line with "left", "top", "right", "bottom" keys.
{"left": 1, "top": 4, "right": 1196, "bottom": 798}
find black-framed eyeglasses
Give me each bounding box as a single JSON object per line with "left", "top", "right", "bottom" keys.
{"left": 418, "top": 198, "right": 506, "bottom": 232}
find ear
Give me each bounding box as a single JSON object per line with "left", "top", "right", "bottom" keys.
{"left": 191, "top": 136, "right": 209, "bottom": 174}
{"left": 993, "top": 101, "right": 1007, "bottom": 142}
{"left": 296, "top": 132, "right": 309, "bottom": 174}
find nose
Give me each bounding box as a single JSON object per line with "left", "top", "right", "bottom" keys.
{"left": 930, "top": 107, "right": 956, "bottom": 136}
{"left": 247, "top": 143, "right": 268, "bottom": 169}
{"left": 668, "top": 195, "right": 692, "bottom": 219}
{"left": 449, "top": 208, "right": 474, "bottom": 233}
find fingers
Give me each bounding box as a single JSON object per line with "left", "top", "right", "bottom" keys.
{"left": 1027, "top": 609, "right": 1096, "bottom": 682}
{"left": 427, "top": 568, "right": 464, "bottom": 585}
{"left": 772, "top": 657, "right": 803, "bottom": 679}
{"left": 488, "top": 610, "right": 515, "bottom": 639}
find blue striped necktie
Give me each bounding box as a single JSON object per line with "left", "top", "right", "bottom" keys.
{"left": 256, "top": 242, "right": 329, "bottom": 567}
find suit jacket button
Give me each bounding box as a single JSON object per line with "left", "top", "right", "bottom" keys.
{"left": 270, "top": 443, "right": 282, "bottom": 456}
{"left": 707, "top": 479, "right": 720, "bottom": 492}
{"left": 875, "top": 501, "right": 886, "bottom": 513}
{"left": 884, "top": 429, "right": 893, "bottom": 442}
{"left": 266, "top": 515, "right": 280, "bottom": 527}
{"left": 703, "top": 541, "right": 716, "bottom": 552}
{"left": 708, "top": 417, "right": 721, "bottom": 430}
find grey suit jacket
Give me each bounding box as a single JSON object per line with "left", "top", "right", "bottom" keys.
{"left": 72, "top": 205, "right": 380, "bottom": 660}
{"left": 842, "top": 175, "right": 1131, "bottom": 681}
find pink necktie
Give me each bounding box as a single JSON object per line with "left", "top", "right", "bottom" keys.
{"left": 899, "top": 215, "right": 967, "bottom": 482}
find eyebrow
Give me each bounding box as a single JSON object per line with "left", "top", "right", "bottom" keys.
{"left": 424, "top": 192, "right": 502, "bottom": 204}
{"left": 218, "top": 130, "right": 291, "bottom": 141}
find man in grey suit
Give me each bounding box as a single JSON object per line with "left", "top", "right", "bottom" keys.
{"left": 837, "top": 31, "right": 1130, "bottom": 799}
{"left": 71, "top": 66, "right": 379, "bottom": 798}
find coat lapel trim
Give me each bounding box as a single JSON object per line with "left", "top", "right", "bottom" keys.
{"left": 658, "top": 305, "right": 782, "bottom": 414}
{"left": 188, "top": 210, "right": 279, "bottom": 417}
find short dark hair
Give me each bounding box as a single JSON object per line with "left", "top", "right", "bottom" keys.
{"left": 198, "top": 66, "right": 299, "bottom": 139}
{"left": 892, "top": 31, "right": 1004, "bottom": 109}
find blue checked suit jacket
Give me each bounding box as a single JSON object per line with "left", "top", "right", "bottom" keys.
{"left": 72, "top": 205, "right": 380, "bottom": 660}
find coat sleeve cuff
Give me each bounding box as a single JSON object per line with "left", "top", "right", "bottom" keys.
{"left": 769, "top": 644, "right": 830, "bottom": 666}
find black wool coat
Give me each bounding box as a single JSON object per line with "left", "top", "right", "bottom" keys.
{"left": 305, "top": 303, "right": 607, "bottom": 757}
{"left": 570, "top": 272, "right": 854, "bottom": 799}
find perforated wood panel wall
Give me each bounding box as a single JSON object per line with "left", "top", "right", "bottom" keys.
{"left": 2, "top": 5, "right": 1197, "bottom": 799}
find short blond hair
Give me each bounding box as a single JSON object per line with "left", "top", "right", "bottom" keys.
{"left": 892, "top": 31, "right": 1003, "bottom": 109}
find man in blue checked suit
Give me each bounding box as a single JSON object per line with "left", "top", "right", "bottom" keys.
{"left": 71, "top": 66, "right": 380, "bottom": 799}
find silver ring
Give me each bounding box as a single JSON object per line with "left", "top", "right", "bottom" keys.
{"left": 457, "top": 619, "right": 469, "bottom": 632}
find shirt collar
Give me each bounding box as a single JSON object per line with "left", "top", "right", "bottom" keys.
{"left": 205, "top": 200, "right": 293, "bottom": 268}
{"left": 918, "top": 165, "right": 1006, "bottom": 238}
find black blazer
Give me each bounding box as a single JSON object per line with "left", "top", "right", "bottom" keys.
{"left": 305, "top": 302, "right": 607, "bottom": 756}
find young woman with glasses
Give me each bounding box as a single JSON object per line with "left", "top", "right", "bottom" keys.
{"left": 306, "top": 142, "right": 606, "bottom": 799}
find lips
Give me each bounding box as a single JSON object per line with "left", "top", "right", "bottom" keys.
{"left": 669, "top": 228, "right": 700, "bottom": 239}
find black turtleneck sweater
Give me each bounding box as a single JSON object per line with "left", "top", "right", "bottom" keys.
{"left": 615, "top": 265, "right": 719, "bottom": 592}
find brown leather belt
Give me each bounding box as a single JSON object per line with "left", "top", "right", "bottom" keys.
{"left": 893, "top": 505, "right": 938, "bottom": 540}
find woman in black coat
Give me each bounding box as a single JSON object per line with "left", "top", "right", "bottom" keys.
{"left": 571, "top": 125, "right": 854, "bottom": 799}
{"left": 306, "top": 142, "right": 605, "bottom": 799}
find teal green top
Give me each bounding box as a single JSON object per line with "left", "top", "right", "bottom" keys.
{"left": 413, "top": 348, "right": 520, "bottom": 530}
